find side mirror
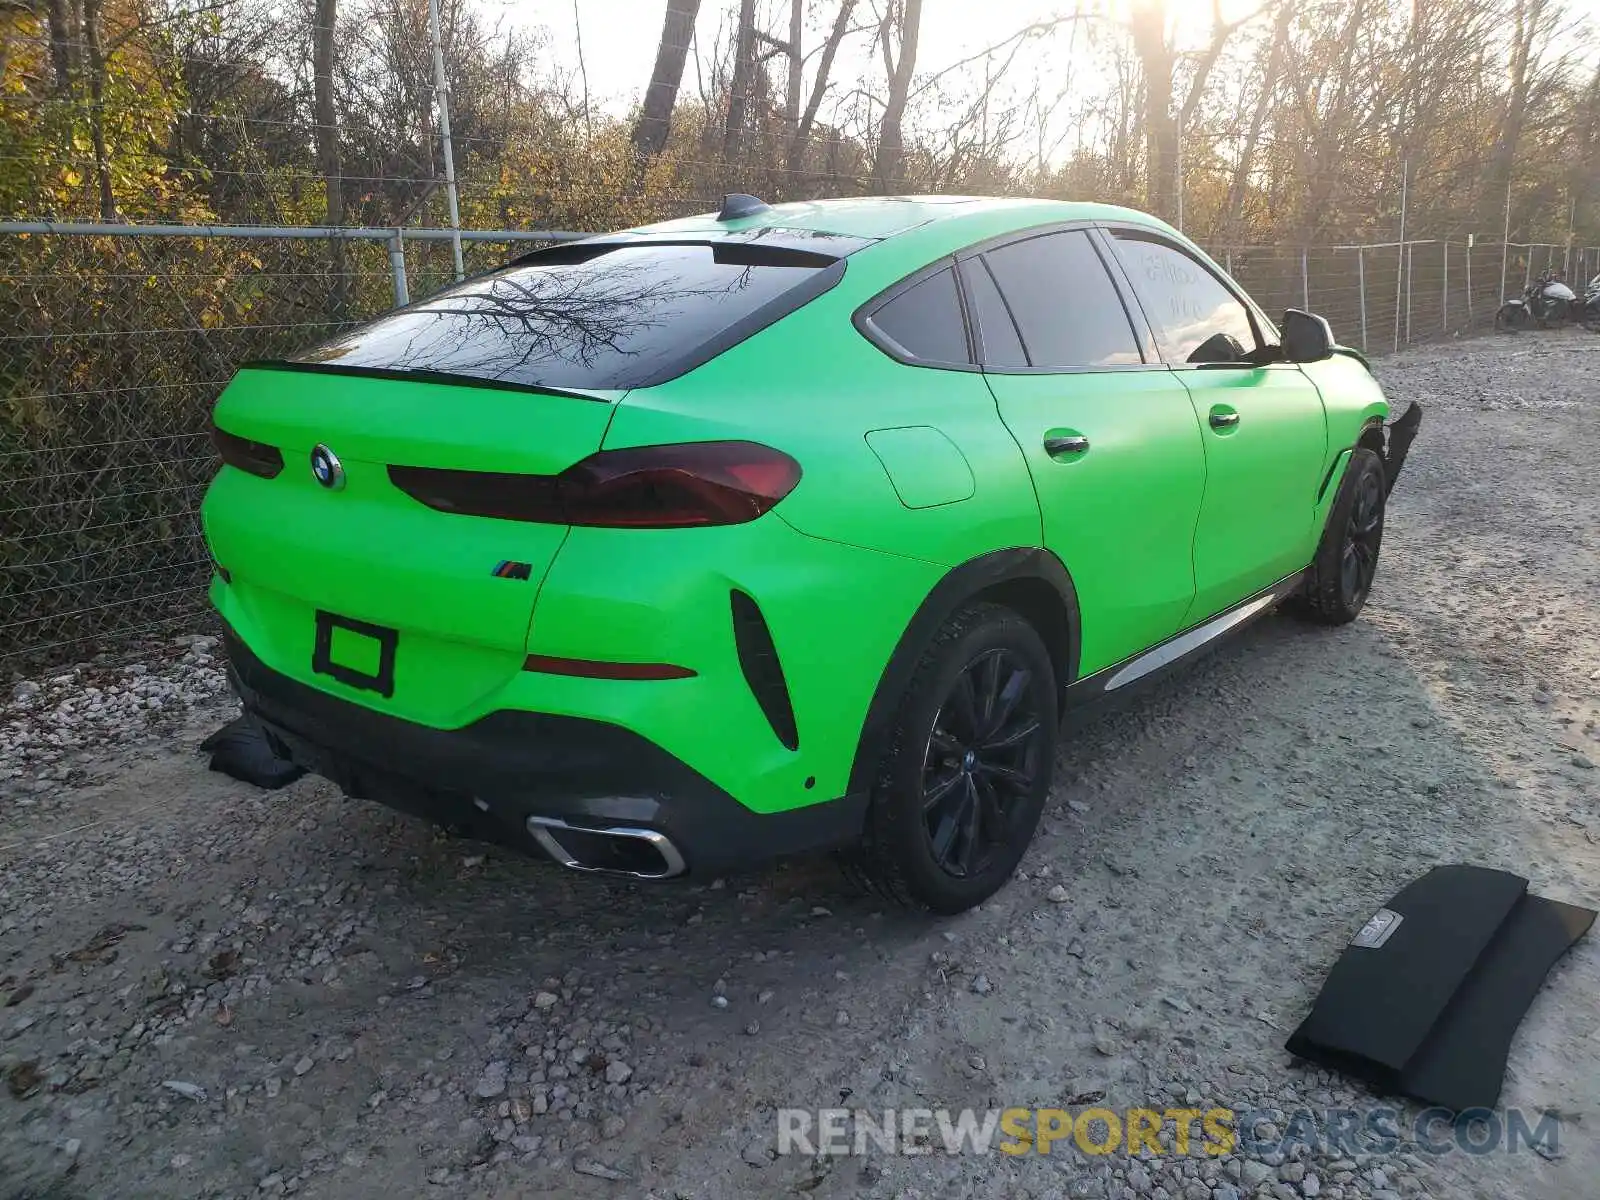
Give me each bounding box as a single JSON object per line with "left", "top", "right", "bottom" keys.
{"left": 1282, "top": 309, "right": 1335, "bottom": 362}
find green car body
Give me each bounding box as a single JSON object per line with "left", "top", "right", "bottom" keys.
{"left": 204, "top": 195, "right": 1416, "bottom": 911}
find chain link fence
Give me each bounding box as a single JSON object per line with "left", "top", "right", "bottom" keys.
{"left": 2, "top": 226, "right": 1597, "bottom": 676}
{"left": 0, "top": 226, "right": 572, "bottom": 675}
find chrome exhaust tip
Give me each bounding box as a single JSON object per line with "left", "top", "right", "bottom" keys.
{"left": 526, "top": 815, "right": 686, "bottom": 880}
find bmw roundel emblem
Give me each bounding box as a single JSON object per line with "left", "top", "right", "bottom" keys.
{"left": 309, "top": 444, "right": 345, "bottom": 490}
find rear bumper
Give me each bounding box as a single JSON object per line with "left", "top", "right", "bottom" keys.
{"left": 223, "top": 628, "right": 867, "bottom": 877}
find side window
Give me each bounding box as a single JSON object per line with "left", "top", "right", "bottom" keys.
{"left": 865, "top": 266, "right": 971, "bottom": 366}
{"left": 1108, "top": 230, "right": 1259, "bottom": 364}
{"left": 961, "top": 258, "right": 1028, "bottom": 369}
{"left": 980, "top": 231, "right": 1143, "bottom": 369}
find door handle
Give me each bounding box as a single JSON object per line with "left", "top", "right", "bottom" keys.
{"left": 1044, "top": 435, "right": 1090, "bottom": 456}
{"left": 1209, "top": 411, "right": 1240, "bottom": 430}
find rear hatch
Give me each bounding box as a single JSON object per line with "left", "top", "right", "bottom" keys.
{"left": 204, "top": 367, "right": 618, "bottom": 724}
{"left": 204, "top": 236, "right": 851, "bottom": 726}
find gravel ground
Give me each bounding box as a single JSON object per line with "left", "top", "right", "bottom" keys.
{"left": 2, "top": 329, "right": 1598, "bottom": 1200}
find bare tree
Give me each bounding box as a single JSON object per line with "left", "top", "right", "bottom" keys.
{"left": 1130, "top": 0, "right": 1263, "bottom": 221}
{"left": 1479, "top": 0, "right": 1567, "bottom": 226}
{"left": 871, "top": 0, "right": 923, "bottom": 193}
{"left": 1216, "top": 1, "right": 1294, "bottom": 238}
{"left": 1284, "top": 0, "right": 1378, "bottom": 239}
{"left": 312, "top": 0, "right": 345, "bottom": 312}
{"left": 81, "top": 0, "right": 115, "bottom": 219}
{"left": 788, "top": 0, "right": 859, "bottom": 173}
{"left": 722, "top": 0, "right": 757, "bottom": 159}
{"left": 631, "top": 0, "right": 702, "bottom": 157}
{"left": 46, "top": 0, "right": 80, "bottom": 93}
{"left": 785, "top": 0, "right": 803, "bottom": 146}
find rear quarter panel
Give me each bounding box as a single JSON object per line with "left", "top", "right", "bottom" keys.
{"left": 601, "top": 228, "right": 1050, "bottom": 568}
{"left": 583, "top": 226, "right": 1054, "bottom": 813}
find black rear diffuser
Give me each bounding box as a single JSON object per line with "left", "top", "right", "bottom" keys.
{"left": 1287, "top": 864, "right": 1593, "bottom": 1111}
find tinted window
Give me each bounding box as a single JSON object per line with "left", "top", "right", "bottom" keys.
{"left": 291, "top": 241, "right": 838, "bottom": 390}
{"left": 981, "top": 231, "right": 1142, "bottom": 368}
{"left": 963, "top": 258, "right": 1027, "bottom": 368}
{"left": 1109, "top": 231, "right": 1258, "bottom": 363}
{"left": 867, "top": 267, "right": 970, "bottom": 364}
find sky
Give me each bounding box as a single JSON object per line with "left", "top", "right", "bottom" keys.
{"left": 468, "top": 0, "right": 1600, "bottom": 175}
{"left": 476, "top": 1, "right": 1263, "bottom": 118}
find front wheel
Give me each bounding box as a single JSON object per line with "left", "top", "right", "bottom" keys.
{"left": 1496, "top": 303, "right": 1529, "bottom": 331}
{"left": 1291, "top": 448, "right": 1386, "bottom": 626}
{"left": 842, "top": 603, "right": 1058, "bottom": 914}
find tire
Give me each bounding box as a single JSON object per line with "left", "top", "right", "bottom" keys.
{"left": 841, "top": 602, "right": 1058, "bottom": 914}
{"left": 1292, "top": 448, "right": 1386, "bottom": 626}
{"left": 1496, "top": 304, "right": 1529, "bottom": 332}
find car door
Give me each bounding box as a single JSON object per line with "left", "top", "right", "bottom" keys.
{"left": 1103, "top": 226, "right": 1328, "bottom": 625}
{"left": 964, "top": 228, "right": 1207, "bottom": 676}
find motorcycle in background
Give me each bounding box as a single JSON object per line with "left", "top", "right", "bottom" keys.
{"left": 1496, "top": 269, "right": 1578, "bottom": 330}
{"left": 1578, "top": 274, "right": 1600, "bottom": 331}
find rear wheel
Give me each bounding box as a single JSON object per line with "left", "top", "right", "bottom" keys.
{"left": 842, "top": 603, "right": 1057, "bottom": 914}
{"left": 1292, "top": 448, "right": 1386, "bottom": 626}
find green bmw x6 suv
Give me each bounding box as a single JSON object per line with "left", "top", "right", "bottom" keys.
{"left": 204, "top": 194, "right": 1419, "bottom": 913}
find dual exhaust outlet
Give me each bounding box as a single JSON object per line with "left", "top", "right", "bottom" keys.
{"left": 525, "top": 815, "right": 686, "bottom": 880}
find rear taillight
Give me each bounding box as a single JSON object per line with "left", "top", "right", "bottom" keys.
{"left": 211, "top": 423, "right": 284, "bottom": 479}
{"left": 389, "top": 441, "right": 801, "bottom": 529}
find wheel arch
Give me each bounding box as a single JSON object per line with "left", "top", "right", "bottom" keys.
{"left": 1317, "top": 417, "right": 1386, "bottom": 506}
{"left": 846, "top": 547, "right": 1080, "bottom": 798}
{"left": 1357, "top": 418, "right": 1386, "bottom": 459}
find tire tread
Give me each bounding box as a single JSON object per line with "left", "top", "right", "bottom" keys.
{"left": 839, "top": 602, "right": 1050, "bottom": 911}
{"left": 1292, "top": 448, "right": 1386, "bottom": 626}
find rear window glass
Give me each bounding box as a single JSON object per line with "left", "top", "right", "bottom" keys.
{"left": 291, "top": 241, "right": 841, "bottom": 390}
{"left": 866, "top": 267, "right": 971, "bottom": 365}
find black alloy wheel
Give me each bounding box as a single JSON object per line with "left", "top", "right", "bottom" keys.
{"left": 1341, "top": 465, "right": 1384, "bottom": 612}
{"left": 844, "top": 602, "right": 1059, "bottom": 914}
{"left": 1291, "top": 447, "right": 1387, "bottom": 626}
{"left": 921, "top": 648, "right": 1047, "bottom": 879}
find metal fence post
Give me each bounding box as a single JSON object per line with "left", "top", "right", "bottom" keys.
{"left": 1394, "top": 161, "right": 1408, "bottom": 353}
{"left": 1301, "top": 248, "right": 1309, "bottom": 310}
{"left": 1500, "top": 178, "right": 1511, "bottom": 305}
{"left": 388, "top": 231, "right": 410, "bottom": 307}
{"left": 1465, "top": 240, "right": 1473, "bottom": 324}
{"left": 1357, "top": 247, "right": 1368, "bottom": 352}
{"left": 427, "top": 0, "right": 465, "bottom": 281}
{"left": 1405, "top": 241, "right": 1413, "bottom": 346}
{"left": 1442, "top": 241, "right": 1448, "bottom": 333}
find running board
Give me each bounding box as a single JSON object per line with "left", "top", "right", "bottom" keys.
{"left": 1062, "top": 571, "right": 1304, "bottom": 718}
